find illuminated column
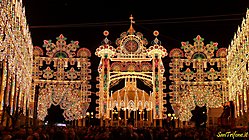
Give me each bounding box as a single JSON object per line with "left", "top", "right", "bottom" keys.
{"left": 0, "top": 59, "right": 6, "bottom": 113}
{"left": 2, "top": 67, "right": 11, "bottom": 127}
{"left": 158, "top": 58, "right": 164, "bottom": 127}
{"left": 153, "top": 54, "right": 159, "bottom": 127}
{"left": 11, "top": 75, "right": 16, "bottom": 113}
{"left": 124, "top": 90, "right": 128, "bottom": 126}
{"left": 152, "top": 56, "right": 156, "bottom": 123}
{"left": 99, "top": 56, "right": 107, "bottom": 127}
{"left": 147, "top": 31, "right": 168, "bottom": 127}
{"left": 13, "top": 76, "right": 19, "bottom": 116}
{"left": 0, "top": 57, "right": 6, "bottom": 123}
{"left": 95, "top": 30, "right": 115, "bottom": 125}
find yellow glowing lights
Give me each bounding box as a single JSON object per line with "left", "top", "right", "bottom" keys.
{"left": 33, "top": 35, "right": 91, "bottom": 121}
{"left": 95, "top": 16, "right": 167, "bottom": 127}
{"left": 0, "top": 0, "right": 33, "bottom": 116}
{"left": 169, "top": 35, "right": 228, "bottom": 121}
{"left": 227, "top": 9, "right": 249, "bottom": 118}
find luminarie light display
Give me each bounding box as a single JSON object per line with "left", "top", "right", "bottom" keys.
{"left": 169, "top": 35, "right": 228, "bottom": 121}
{"left": 95, "top": 16, "right": 168, "bottom": 127}
{"left": 32, "top": 34, "right": 91, "bottom": 121}
{"left": 227, "top": 9, "right": 249, "bottom": 119}
{"left": 0, "top": 0, "right": 33, "bottom": 124}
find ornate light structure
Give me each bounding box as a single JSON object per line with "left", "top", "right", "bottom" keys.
{"left": 0, "top": 0, "right": 33, "bottom": 124}
{"left": 32, "top": 34, "right": 91, "bottom": 121}
{"left": 95, "top": 16, "right": 167, "bottom": 127}
{"left": 227, "top": 9, "right": 249, "bottom": 120}
{"left": 169, "top": 35, "right": 228, "bottom": 121}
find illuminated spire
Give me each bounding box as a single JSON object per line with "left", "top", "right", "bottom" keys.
{"left": 128, "top": 14, "right": 135, "bottom": 35}
{"left": 101, "top": 30, "right": 110, "bottom": 45}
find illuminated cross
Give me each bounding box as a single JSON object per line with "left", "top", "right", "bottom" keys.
{"left": 130, "top": 14, "right": 135, "bottom": 24}
{"left": 128, "top": 15, "right": 135, "bottom": 34}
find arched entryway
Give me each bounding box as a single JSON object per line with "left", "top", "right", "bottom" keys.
{"left": 44, "top": 105, "right": 65, "bottom": 125}
{"left": 95, "top": 16, "right": 168, "bottom": 127}
{"left": 32, "top": 34, "right": 92, "bottom": 126}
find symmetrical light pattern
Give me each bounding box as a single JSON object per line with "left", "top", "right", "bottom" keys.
{"left": 227, "top": 9, "right": 249, "bottom": 118}
{"left": 0, "top": 0, "right": 33, "bottom": 119}
{"left": 169, "top": 35, "right": 228, "bottom": 121}
{"left": 95, "top": 16, "right": 167, "bottom": 126}
{"left": 33, "top": 34, "right": 91, "bottom": 121}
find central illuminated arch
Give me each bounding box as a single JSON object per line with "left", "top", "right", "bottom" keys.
{"left": 95, "top": 16, "right": 168, "bottom": 127}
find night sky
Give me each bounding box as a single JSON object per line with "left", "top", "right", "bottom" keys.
{"left": 22, "top": 0, "right": 249, "bottom": 123}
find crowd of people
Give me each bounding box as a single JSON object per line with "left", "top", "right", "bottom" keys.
{"left": 0, "top": 124, "right": 248, "bottom": 140}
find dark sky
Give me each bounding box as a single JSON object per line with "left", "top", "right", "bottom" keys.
{"left": 22, "top": 0, "right": 249, "bottom": 121}
{"left": 22, "top": 0, "right": 249, "bottom": 68}
{"left": 23, "top": 0, "right": 249, "bottom": 49}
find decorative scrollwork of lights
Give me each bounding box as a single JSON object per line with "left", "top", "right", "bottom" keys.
{"left": 169, "top": 35, "right": 228, "bottom": 121}
{"left": 227, "top": 9, "right": 249, "bottom": 118}
{"left": 95, "top": 15, "right": 168, "bottom": 125}
{"left": 0, "top": 0, "right": 33, "bottom": 117}
{"left": 33, "top": 34, "right": 91, "bottom": 121}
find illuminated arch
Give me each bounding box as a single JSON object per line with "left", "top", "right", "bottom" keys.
{"left": 169, "top": 35, "right": 228, "bottom": 122}
{"left": 77, "top": 48, "right": 91, "bottom": 58}
{"left": 33, "top": 35, "right": 91, "bottom": 121}
{"left": 33, "top": 46, "right": 44, "bottom": 56}
{"left": 54, "top": 51, "right": 69, "bottom": 58}
{"left": 216, "top": 48, "right": 227, "bottom": 58}
{"left": 109, "top": 73, "right": 153, "bottom": 83}
{"left": 95, "top": 16, "right": 168, "bottom": 127}
{"left": 192, "top": 52, "right": 207, "bottom": 59}
{"left": 111, "top": 62, "right": 123, "bottom": 71}
{"left": 169, "top": 48, "right": 184, "bottom": 58}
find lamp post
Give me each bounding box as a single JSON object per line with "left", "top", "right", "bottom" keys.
{"left": 171, "top": 113, "right": 176, "bottom": 128}
{"left": 82, "top": 115, "right": 86, "bottom": 127}
{"left": 86, "top": 112, "right": 89, "bottom": 126}
{"left": 86, "top": 112, "right": 94, "bottom": 126}
{"left": 167, "top": 113, "right": 171, "bottom": 128}
{"left": 168, "top": 113, "right": 178, "bottom": 128}
{"left": 111, "top": 109, "right": 118, "bottom": 126}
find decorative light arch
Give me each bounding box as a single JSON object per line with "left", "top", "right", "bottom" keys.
{"left": 32, "top": 34, "right": 91, "bottom": 121}
{"left": 95, "top": 16, "right": 168, "bottom": 127}
{"left": 169, "top": 35, "right": 228, "bottom": 121}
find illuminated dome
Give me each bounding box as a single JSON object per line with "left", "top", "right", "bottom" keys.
{"left": 112, "top": 80, "right": 150, "bottom": 101}
{"left": 110, "top": 78, "right": 152, "bottom": 111}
